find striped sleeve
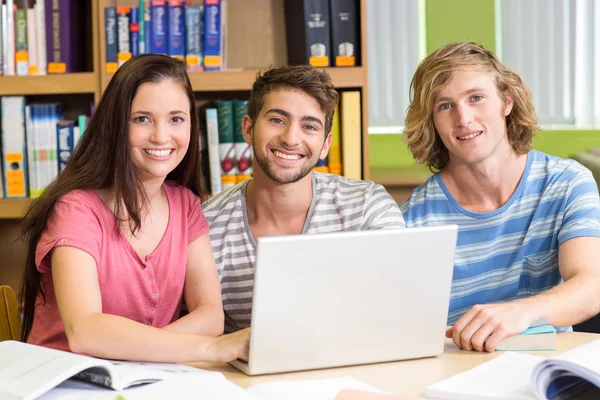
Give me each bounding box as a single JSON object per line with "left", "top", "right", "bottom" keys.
{"left": 361, "top": 183, "right": 406, "bottom": 230}
{"left": 558, "top": 167, "right": 600, "bottom": 244}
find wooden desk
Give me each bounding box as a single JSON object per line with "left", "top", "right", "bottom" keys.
{"left": 189, "top": 332, "right": 600, "bottom": 399}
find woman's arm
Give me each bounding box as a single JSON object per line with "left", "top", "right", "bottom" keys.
{"left": 163, "top": 233, "right": 224, "bottom": 336}
{"left": 52, "top": 246, "right": 247, "bottom": 362}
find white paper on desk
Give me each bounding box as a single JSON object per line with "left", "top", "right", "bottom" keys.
{"left": 39, "top": 372, "right": 261, "bottom": 400}
{"left": 246, "top": 376, "right": 388, "bottom": 400}
{"left": 425, "top": 352, "right": 543, "bottom": 400}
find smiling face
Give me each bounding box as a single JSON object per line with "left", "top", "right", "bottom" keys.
{"left": 432, "top": 69, "right": 514, "bottom": 168}
{"left": 129, "top": 80, "right": 191, "bottom": 184}
{"left": 243, "top": 88, "right": 332, "bottom": 184}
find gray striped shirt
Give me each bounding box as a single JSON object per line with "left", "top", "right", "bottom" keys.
{"left": 202, "top": 172, "right": 405, "bottom": 331}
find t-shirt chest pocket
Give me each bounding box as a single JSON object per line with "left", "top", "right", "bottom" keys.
{"left": 522, "top": 249, "right": 559, "bottom": 277}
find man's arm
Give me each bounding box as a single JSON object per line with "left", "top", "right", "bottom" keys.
{"left": 448, "top": 237, "right": 600, "bottom": 352}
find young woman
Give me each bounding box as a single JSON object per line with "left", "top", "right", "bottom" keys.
{"left": 20, "top": 54, "right": 249, "bottom": 363}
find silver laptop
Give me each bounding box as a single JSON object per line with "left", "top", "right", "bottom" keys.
{"left": 230, "top": 225, "right": 458, "bottom": 375}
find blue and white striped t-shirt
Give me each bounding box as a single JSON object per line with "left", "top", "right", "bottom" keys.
{"left": 400, "top": 150, "right": 600, "bottom": 328}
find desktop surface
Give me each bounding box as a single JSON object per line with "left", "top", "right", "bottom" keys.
{"left": 189, "top": 332, "right": 600, "bottom": 399}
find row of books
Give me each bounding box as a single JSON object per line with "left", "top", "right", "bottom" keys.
{"left": 200, "top": 90, "right": 362, "bottom": 195}
{"left": 106, "top": 0, "right": 224, "bottom": 73}
{"left": 0, "top": 0, "right": 89, "bottom": 76}
{"left": 106, "top": 0, "right": 361, "bottom": 74}
{"left": 0, "top": 90, "right": 362, "bottom": 199}
{"left": 0, "top": 96, "right": 90, "bottom": 198}
{"left": 285, "top": 0, "right": 361, "bottom": 67}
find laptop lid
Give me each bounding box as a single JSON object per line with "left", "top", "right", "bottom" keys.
{"left": 243, "top": 225, "right": 458, "bottom": 375}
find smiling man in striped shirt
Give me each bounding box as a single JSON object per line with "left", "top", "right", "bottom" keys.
{"left": 202, "top": 65, "right": 405, "bottom": 332}
{"left": 400, "top": 42, "right": 600, "bottom": 352}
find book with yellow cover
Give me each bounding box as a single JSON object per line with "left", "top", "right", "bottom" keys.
{"left": 340, "top": 91, "right": 361, "bottom": 180}
{"left": 327, "top": 105, "right": 342, "bottom": 175}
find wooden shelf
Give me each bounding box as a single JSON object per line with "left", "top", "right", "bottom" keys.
{"left": 0, "top": 73, "right": 99, "bottom": 96}
{"left": 0, "top": 199, "right": 31, "bottom": 219}
{"left": 103, "top": 67, "right": 366, "bottom": 92}
{"left": 190, "top": 67, "right": 366, "bottom": 91}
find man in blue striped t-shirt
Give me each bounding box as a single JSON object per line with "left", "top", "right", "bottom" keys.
{"left": 400, "top": 42, "right": 600, "bottom": 352}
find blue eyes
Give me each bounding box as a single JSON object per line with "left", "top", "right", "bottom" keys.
{"left": 438, "top": 95, "right": 483, "bottom": 111}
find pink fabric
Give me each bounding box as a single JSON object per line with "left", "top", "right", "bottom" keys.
{"left": 28, "top": 181, "right": 208, "bottom": 352}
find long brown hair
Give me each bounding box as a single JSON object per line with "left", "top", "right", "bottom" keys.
{"left": 20, "top": 54, "right": 202, "bottom": 341}
{"left": 404, "top": 42, "right": 540, "bottom": 172}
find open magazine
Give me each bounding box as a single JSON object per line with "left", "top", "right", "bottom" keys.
{"left": 1, "top": 340, "right": 392, "bottom": 400}
{"left": 425, "top": 338, "right": 600, "bottom": 400}
{"left": 0, "top": 340, "right": 209, "bottom": 400}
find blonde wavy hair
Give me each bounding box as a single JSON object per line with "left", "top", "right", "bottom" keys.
{"left": 404, "top": 42, "right": 540, "bottom": 172}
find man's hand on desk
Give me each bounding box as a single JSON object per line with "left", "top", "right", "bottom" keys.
{"left": 205, "top": 327, "right": 251, "bottom": 362}
{"left": 445, "top": 301, "right": 534, "bottom": 352}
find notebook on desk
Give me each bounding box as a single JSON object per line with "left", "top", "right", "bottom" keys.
{"left": 230, "top": 225, "right": 459, "bottom": 375}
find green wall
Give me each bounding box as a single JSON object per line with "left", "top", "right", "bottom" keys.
{"left": 425, "top": 0, "right": 496, "bottom": 53}
{"left": 369, "top": 0, "right": 600, "bottom": 170}
{"left": 370, "top": 130, "right": 600, "bottom": 169}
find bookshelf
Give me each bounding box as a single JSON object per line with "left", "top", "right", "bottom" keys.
{"left": 98, "top": 0, "right": 371, "bottom": 179}
{"left": 0, "top": 0, "right": 371, "bottom": 292}
{"left": 0, "top": 199, "right": 30, "bottom": 219}
{"left": 0, "top": 73, "right": 99, "bottom": 96}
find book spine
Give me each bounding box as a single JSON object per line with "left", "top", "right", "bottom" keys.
{"left": 340, "top": 91, "right": 361, "bottom": 179}
{"left": 205, "top": 108, "right": 222, "bottom": 195}
{"left": 233, "top": 100, "right": 251, "bottom": 183}
{"left": 35, "top": 0, "right": 47, "bottom": 75}
{"left": 104, "top": 7, "right": 118, "bottom": 73}
{"left": 130, "top": 7, "right": 140, "bottom": 57}
{"left": 29, "top": 105, "right": 40, "bottom": 196}
{"left": 15, "top": 7, "right": 28, "bottom": 76}
{"left": 138, "top": 0, "right": 145, "bottom": 54}
{"left": 185, "top": 6, "right": 202, "bottom": 70}
{"left": 45, "top": 0, "right": 75, "bottom": 73}
{"left": 327, "top": 104, "right": 342, "bottom": 175}
{"left": 203, "top": 0, "right": 221, "bottom": 71}
{"left": 116, "top": 6, "right": 131, "bottom": 67}
{"left": 144, "top": 1, "right": 151, "bottom": 54}
{"left": 284, "top": 0, "right": 331, "bottom": 67}
{"left": 216, "top": 100, "right": 236, "bottom": 189}
{"left": 56, "top": 120, "right": 74, "bottom": 173}
{"left": 167, "top": 0, "right": 184, "bottom": 59}
{"left": 0, "top": 5, "right": 4, "bottom": 76}
{"left": 330, "top": 0, "right": 359, "bottom": 67}
{"left": 77, "top": 114, "right": 87, "bottom": 140}
{"left": 26, "top": 8, "right": 38, "bottom": 75}
{"left": 50, "top": 104, "right": 62, "bottom": 181}
{"left": 25, "top": 105, "right": 34, "bottom": 197}
{"left": 2, "top": 96, "right": 28, "bottom": 198}
{"left": 150, "top": 0, "right": 167, "bottom": 54}
{"left": 314, "top": 158, "right": 329, "bottom": 173}
{"left": 6, "top": 0, "right": 15, "bottom": 75}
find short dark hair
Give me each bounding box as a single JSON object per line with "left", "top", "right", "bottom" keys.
{"left": 248, "top": 65, "right": 339, "bottom": 134}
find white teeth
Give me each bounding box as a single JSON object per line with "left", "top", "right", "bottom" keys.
{"left": 273, "top": 150, "right": 301, "bottom": 160}
{"left": 145, "top": 149, "right": 172, "bottom": 157}
{"left": 457, "top": 131, "right": 482, "bottom": 141}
